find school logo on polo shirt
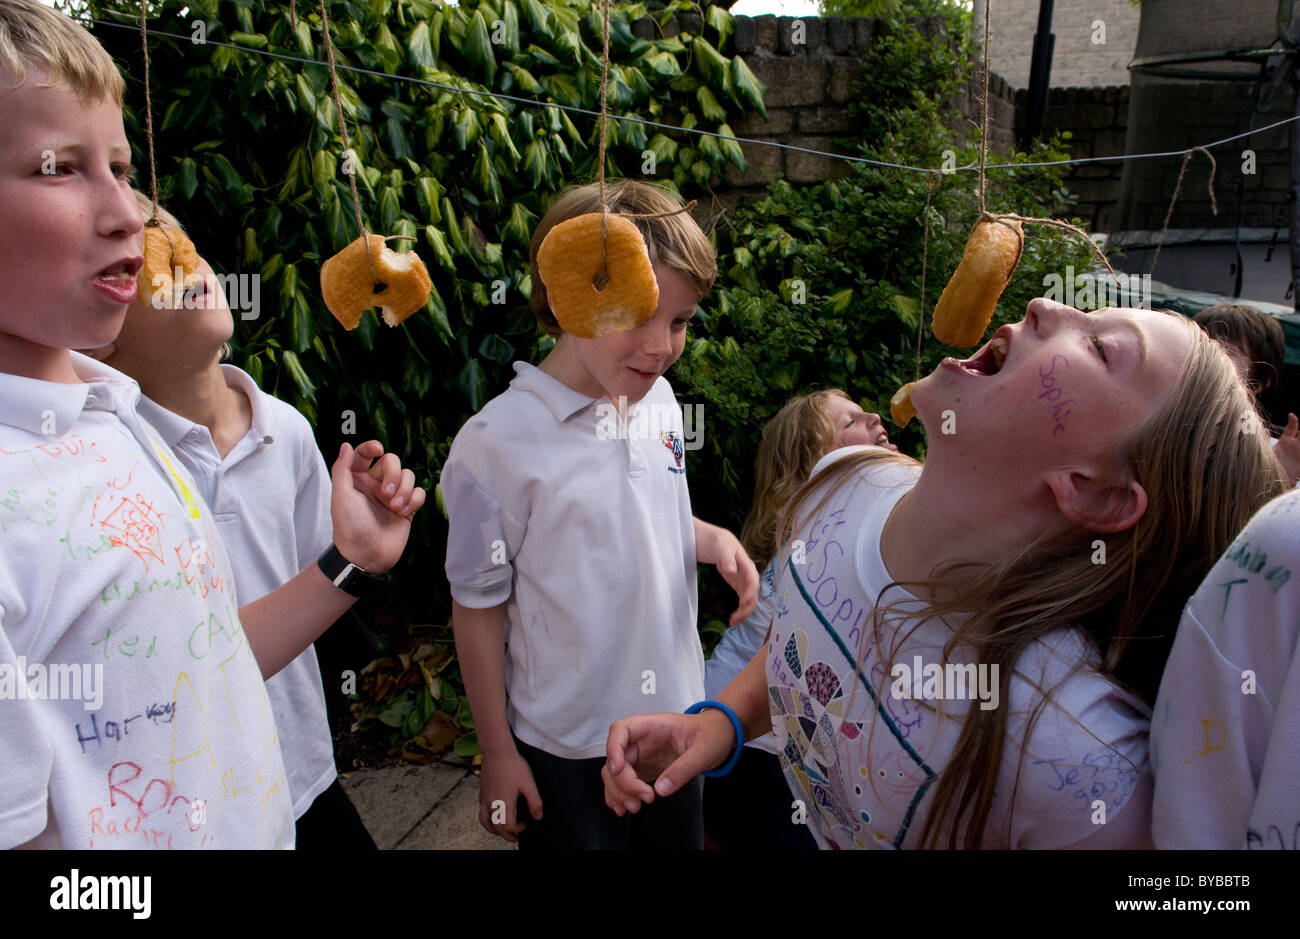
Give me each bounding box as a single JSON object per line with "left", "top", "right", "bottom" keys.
{"left": 661, "top": 431, "right": 685, "bottom": 474}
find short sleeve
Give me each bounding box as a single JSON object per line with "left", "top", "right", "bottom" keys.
{"left": 0, "top": 618, "right": 53, "bottom": 849}
{"left": 1002, "top": 637, "right": 1152, "bottom": 849}
{"left": 441, "top": 454, "right": 527, "bottom": 609}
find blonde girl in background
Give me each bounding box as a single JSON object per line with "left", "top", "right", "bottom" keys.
{"left": 705, "top": 390, "right": 896, "bottom": 850}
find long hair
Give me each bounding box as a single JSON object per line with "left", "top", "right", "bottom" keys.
{"left": 740, "top": 389, "right": 853, "bottom": 566}
{"left": 775, "top": 314, "right": 1289, "bottom": 848}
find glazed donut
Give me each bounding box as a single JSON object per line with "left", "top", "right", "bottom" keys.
{"left": 536, "top": 212, "right": 659, "bottom": 338}
{"left": 138, "top": 224, "right": 201, "bottom": 308}
{"left": 931, "top": 218, "right": 1023, "bottom": 348}
{"left": 890, "top": 382, "right": 917, "bottom": 429}
{"left": 321, "top": 234, "right": 432, "bottom": 330}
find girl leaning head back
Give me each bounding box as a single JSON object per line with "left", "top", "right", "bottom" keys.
{"left": 777, "top": 299, "right": 1288, "bottom": 848}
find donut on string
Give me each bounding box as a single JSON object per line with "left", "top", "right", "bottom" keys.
{"left": 321, "top": 234, "right": 432, "bottom": 329}
{"left": 536, "top": 213, "right": 659, "bottom": 338}
{"left": 138, "top": 223, "right": 201, "bottom": 308}
{"left": 930, "top": 217, "right": 1024, "bottom": 349}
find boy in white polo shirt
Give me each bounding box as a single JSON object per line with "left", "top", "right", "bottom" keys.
{"left": 81, "top": 193, "right": 375, "bottom": 849}
{"left": 442, "top": 180, "right": 758, "bottom": 849}
{"left": 0, "top": 0, "right": 422, "bottom": 850}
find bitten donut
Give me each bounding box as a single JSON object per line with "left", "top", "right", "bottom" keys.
{"left": 890, "top": 381, "right": 917, "bottom": 429}
{"left": 931, "top": 218, "right": 1023, "bottom": 348}
{"left": 321, "top": 234, "right": 432, "bottom": 330}
{"left": 138, "top": 224, "right": 201, "bottom": 308}
{"left": 536, "top": 212, "right": 659, "bottom": 338}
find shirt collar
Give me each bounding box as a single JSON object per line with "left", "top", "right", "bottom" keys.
{"left": 133, "top": 363, "right": 275, "bottom": 450}
{"left": 509, "top": 361, "right": 599, "bottom": 422}
{"left": 0, "top": 352, "right": 141, "bottom": 435}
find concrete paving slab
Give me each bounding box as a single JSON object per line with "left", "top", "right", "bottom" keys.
{"left": 340, "top": 763, "right": 467, "bottom": 850}
{"left": 399, "top": 773, "right": 516, "bottom": 850}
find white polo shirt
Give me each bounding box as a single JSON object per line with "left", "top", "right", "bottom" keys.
{"left": 442, "top": 362, "right": 704, "bottom": 759}
{"left": 0, "top": 354, "right": 293, "bottom": 849}
{"left": 135, "top": 365, "right": 336, "bottom": 820}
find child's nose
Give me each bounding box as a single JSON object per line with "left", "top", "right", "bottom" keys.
{"left": 1026, "top": 296, "right": 1081, "bottom": 334}
{"left": 100, "top": 181, "right": 143, "bottom": 241}
{"left": 641, "top": 324, "right": 673, "bottom": 358}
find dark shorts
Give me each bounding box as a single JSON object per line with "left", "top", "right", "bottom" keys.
{"left": 513, "top": 735, "right": 704, "bottom": 850}
{"left": 704, "top": 746, "right": 819, "bottom": 850}
{"left": 294, "top": 778, "right": 377, "bottom": 851}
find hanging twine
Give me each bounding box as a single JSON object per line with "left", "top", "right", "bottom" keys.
{"left": 317, "top": 0, "right": 381, "bottom": 286}
{"left": 1149, "top": 146, "right": 1218, "bottom": 278}
{"left": 916, "top": 171, "right": 940, "bottom": 381}
{"left": 966, "top": 0, "right": 1116, "bottom": 277}
{"left": 594, "top": 0, "right": 612, "bottom": 289}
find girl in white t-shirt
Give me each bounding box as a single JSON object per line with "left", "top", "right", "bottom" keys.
{"left": 603, "top": 299, "right": 1290, "bottom": 849}
{"left": 705, "top": 389, "right": 895, "bottom": 850}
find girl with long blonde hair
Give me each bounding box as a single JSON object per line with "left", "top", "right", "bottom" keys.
{"left": 603, "top": 298, "right": 1289, "bottom": 849}
{"left": 705, "top": 389, "right": 895, "bottom": 849}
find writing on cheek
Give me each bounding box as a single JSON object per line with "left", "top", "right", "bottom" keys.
{"left": 1037, "top": 355, "right": 1075, "bottom": 436}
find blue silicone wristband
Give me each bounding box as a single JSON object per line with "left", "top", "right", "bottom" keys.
{"left": 684, "top": 699, "right": 744, "bottom": 778}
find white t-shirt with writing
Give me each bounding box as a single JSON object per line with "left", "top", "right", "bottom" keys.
{"left": 0, "top": 354, "right": 293, "bottom": 849}
{"left": 442, "top": 362, "right": 704, "bottom": 759}
{"left": 136, "top": 365, "right": 335, "bottom": 820}
{"left": 1151, "top": 488, "right": 1300, "bottom": 849}
{"left": 766, "top": 448, "right": 1152, "bottom": 849}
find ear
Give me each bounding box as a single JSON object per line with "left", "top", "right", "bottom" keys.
{"left": 1045, "top": 468, "right": 1148, "bottom": 534}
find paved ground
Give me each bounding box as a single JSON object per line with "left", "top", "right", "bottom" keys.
{"left": 340, "top": 760, "right": 515, "bottom": 850}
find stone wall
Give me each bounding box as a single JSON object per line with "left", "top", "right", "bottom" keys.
{"left": 1019, "top": 85, "right": 1130, "bottom": 232}
{"left": 645, "top": 13, "right": 1291, "bottom": 235}
{"left": 983, "top": 0, "right": 1139, "bottom": 89}
{"left": 685, "top": 14, "right": 1017, "bottom": 201}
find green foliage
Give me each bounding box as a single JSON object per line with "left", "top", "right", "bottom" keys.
{"left": 672, "top": 6, "right": 1093, "bottom": 536}
{"left": 818, "top": 0, "right": 967, "bottom": 27}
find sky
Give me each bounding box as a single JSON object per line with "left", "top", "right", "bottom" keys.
{"left": 730, "top": 0, "right": 824, "bottom": 15}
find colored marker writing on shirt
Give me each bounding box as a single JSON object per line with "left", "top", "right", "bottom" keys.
{"left": 595, "top": 397, "right": 704, "bottom": 451}
{"left": 889, "top": 657, "right": 1000, "bottom": 711}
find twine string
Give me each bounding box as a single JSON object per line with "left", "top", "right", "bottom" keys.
{"left": 317, "top": 0, "right": 380, "bottom": 288}
{"left": 1150, "top": 146, "right": 1218, "bottom": 278}
{"left": 595, "top": 0, "right": 612, "bottom": 290}
{"left": 916, "top": 172, "right": 940, "bottom": 381}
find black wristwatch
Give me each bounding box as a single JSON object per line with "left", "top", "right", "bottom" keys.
{"left": 317, "top": 544, "right": 388, "bottom": 598}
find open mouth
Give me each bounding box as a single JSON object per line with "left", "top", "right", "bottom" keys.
{"left": 954, "top": 333, "right": 1008, "bottom": 377}
{"left": 94, "top": 258, "right": 142, "bottom": 286}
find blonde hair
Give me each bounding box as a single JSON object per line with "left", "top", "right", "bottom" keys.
{"left": 131, "top": 189, "right": 186, "bottom": 233}
{"left": 775, "top": 313, "right": 1289, "bottom": 848}
{"left": 741, "top": 389, "right": 853, "bottom": 566}
{"left": 528, "top": 179, "right": 717, "bottom": 336}
{"left": 0, "top": 0, "right": 125, "bottom": 105}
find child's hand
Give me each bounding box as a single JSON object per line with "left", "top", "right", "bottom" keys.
{"left": 694, "top": 519, "right": 760, "bottom": 625}
{"left": 602, "top": 710, "right": 735, "bottom": 815}
{"left": 329, "top": 440, "right": 426, "bottom": 574}
{"left": 478, "top": 748, "right": 543, "bottom": 843}
{"left": 1276, "top": 413, "right": 1300, "bottom": 488}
